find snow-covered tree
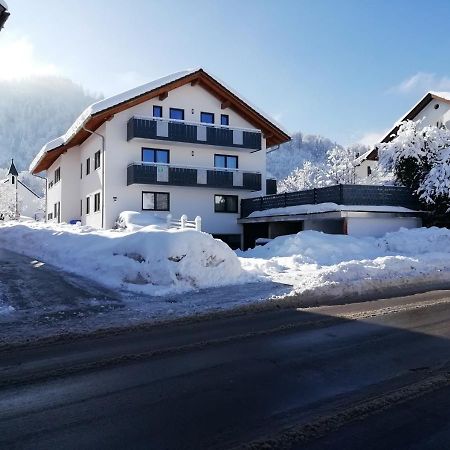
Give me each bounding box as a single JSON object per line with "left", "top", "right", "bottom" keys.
{"left": 278, "top": 161, "right": 324, "bottom": 193}
{"left": 0, "top": 182, "right": 16, "bottom": 220}
{"left": 277, "top": 145, "right": 359, "bottom": 193}
{"left": 324, "top": 146, "right": 356, "bottom": 185}
{"left": 379, "top": 120, "right": 450, "bottom": 213}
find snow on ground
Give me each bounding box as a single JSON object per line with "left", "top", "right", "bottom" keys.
{"left": 238, "top": 227, "right": 450, "bottom": 298}
{"left": 0, "top": 220, "right": 250, "bottom": 297}
{"left": 0, "top": 218, "right": 449, "bottom": 333}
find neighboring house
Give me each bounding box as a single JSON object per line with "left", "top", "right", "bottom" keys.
{"left": 1, "top": 159, "right": 44, "bottom": 219}
{"left": 358, "top": 91, "right": 450, "bottom": 169}
{"left": 29, "top": 68, "right": 290, "bottom": 247}
{"left": 354, "top": 149, "right": 376, "bottom": 180}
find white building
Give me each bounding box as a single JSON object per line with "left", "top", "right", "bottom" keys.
{"left": 29, "top": 68, "right": 290, "bottom": 247}
{"left": 1, "top": 159, "right": 44, "bottom": 220}
{"left": 357, "top": 91, "right": 450, "bottom": 173}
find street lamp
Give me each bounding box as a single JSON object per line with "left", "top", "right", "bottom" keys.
{"left": 0, "top": 1, "right": 9, "bottom": 31}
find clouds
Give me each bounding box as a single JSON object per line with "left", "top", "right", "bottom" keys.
{"left": 0, "top": 35, "right": 61, "bottom": 80}
{"left": 390, "top": 72, "right": 450, "bottom": 95}
{"left": 358, "top": 130, "right": 388, "bottom": 146}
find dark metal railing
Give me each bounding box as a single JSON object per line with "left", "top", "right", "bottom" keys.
{"left": 240, "top": 184, "right": 421, "bottom": 218}
{"left": 127, "top": 116, "right": 262, "bottom": 151}
{"left": 127, "top": 163, "right": 262, "bottom": 191}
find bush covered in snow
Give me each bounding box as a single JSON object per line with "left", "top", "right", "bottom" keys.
{"left": 379, "top": 120, "right": 450, "bottom": 213}
{"left": 0, "top": 221, "right": 246, "bottom": 296}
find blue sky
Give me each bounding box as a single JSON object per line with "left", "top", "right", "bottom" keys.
{"left": 2, "top": 0, "right": 450, "bottom": 145}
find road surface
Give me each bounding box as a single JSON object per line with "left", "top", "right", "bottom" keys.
{"left": 2, "top": 289, "right": 450, "bottom": 449}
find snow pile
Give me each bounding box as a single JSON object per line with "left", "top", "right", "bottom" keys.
{"left": 115, "top": 211, "right": 168, "bottom": 232}
{"left": 0, "top": 222, "right": 246, "bottom": 296}
{"left": 239, "top": 227, "right": 450, "bottom": 297}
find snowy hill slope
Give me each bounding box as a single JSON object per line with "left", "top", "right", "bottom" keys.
{"left": 266, "top": 131, "right": 338, "bottom": 180}
{"left": 0, "top": 77, "right": 101, "bottom": 171}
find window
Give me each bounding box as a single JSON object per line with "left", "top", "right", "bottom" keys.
{"left": 367, "top": 166, "right": 372, "bottom": 176}
{"left": 142, "top": 192, "right": 170, "bottom": 211}
{"left": 220, "top": 114, "right": 229, "bottom": 126}
{"left": 80, "top": 163, "right": 83, "bottom": 179}
{"left": 214, "top": 154, "right": 238, "bottom": 169}
{"left": 11, "top": 176, "right": 14, "bottom": 185}
{"left": 47, "top": 213, "right": 53, "bottom": 220}
{"left": 153, "top": 105, "right": 163, "bottom": 117}
{"left": 169, "top": 108, "right": 184, "bottom": 120}
{"left": 86, "top": 158, "right": 91, "bottom": 175}
{"left": 54, "top": 167, "right": 61, "bottom": 184}
{"left": 86, "top": 196, "right": 90, "bottom": 214}
{"left": 94, "top": 151, "right": 101, "bottom": 170}
{"left": 49, "top": 181, "right": 54, "bottom": 189}
{"left": 94, "top": 193, "right": 101, "bottom": 212}
{"left": 214, "top": 195, "right": 238, "bottom": 213}
{"left": 54, "top": 202, "right": 60, "bottom": 223}
{"left": 201, "top": 112, "right": 214, "bottom": 124}
{"left": 142, "top": 148, "right": 170, "bottom": 164}
{"left": 80, "top": 199, "right": 83, "bottom": 216}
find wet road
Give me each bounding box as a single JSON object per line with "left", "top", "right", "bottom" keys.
{"left": 2, "top": 289, "right": 450, "bottom": 449}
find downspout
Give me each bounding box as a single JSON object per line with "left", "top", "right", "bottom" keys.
{"left": 33, "top": 174, "right": 47, "bottom": 222}
{"left": 82, "top": 125, "right": 105, "bottom": 228}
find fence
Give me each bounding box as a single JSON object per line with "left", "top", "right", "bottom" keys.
{"left": 240, "top": 184, "right": 421, "bottom": 218}
{"left": 167, "top": 214, "right": 202, "bottom": 231}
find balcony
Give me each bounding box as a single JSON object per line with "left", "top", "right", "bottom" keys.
{"left": 127, "top": 116, "right": 262, "bottom": 151}
{"left": 127, "top": 162, "right": 262, "bottom": 191}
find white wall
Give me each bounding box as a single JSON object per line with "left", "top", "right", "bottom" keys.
{"left": 103, "top": 82, "right": 267, "bottom": 230}
{"left": 355, "top": 159, "right": 375, "bottom": 181}
{"left": 346, "top": 217, "right": 422, "bottom": 237}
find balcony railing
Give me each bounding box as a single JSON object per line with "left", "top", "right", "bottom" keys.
{"left": 127, "top": 116, "right": 262, "bottom": 151}
{"left": 127, "top": 162, "right": 262, "bottom": 191}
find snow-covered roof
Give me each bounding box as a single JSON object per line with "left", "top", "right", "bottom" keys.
{"left": 30, "top": 68, "right": 291, "bottom": 173}
{"left": 353, "top": 149, "right": 374, "bottom": 166}
{"left": 246, "top": 202, "right": 419, "bottom": 219}
{"left": 0, "top": 1, "right": 8, "bottom": 10}
{"left": 381, "top": 91, "right": 450, "bottom": 144}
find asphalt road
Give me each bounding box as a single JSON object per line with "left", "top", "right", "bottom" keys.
{"left": 3, "top": 289, "right": 450, "bottom": 449}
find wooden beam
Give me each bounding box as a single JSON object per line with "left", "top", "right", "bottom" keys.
{"left": 159, "top": 92, "right": 168, "bottom": 101}
{"left": 221, "top": 100, "right": 231, "bottom": 109}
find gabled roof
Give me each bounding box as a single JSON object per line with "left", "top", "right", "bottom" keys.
{"left": 1, "top": 178, "right": 42, "bottom": 198}
{"left": 365, "top": 91, "right": 450, "bottom": 161}
{"left": 7, "top": 159, "right": 18, "bottom": 176}
{"left": 30, "top": 68, "right": 291, "bottom": 174}
{"left": 381, "top": 91, "right": 450, "bottom": 144}
{"left": 353, "top": 149, "right": 375, "bottom": 166}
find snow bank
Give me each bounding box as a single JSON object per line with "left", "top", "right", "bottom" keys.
{"left": 115, "top": 211, "right": 167, "bottom": 232}
{"left": 239, "top": 227, "right": 450, "bottom": 297}
{"left": 0, "top": 222, "right": 246, "bottom": 296}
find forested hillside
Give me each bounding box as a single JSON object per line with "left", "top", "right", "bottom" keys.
{"left": 0, "top": 76, "right": 101, "bottom": 171}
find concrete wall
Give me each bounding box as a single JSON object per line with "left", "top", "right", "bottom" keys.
{"left": 346, "top": 217, "right": 422, "bottom": 237}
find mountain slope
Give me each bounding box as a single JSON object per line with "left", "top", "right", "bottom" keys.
{"left": 0, "top": 77, "right": 101, "bottom": 171}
